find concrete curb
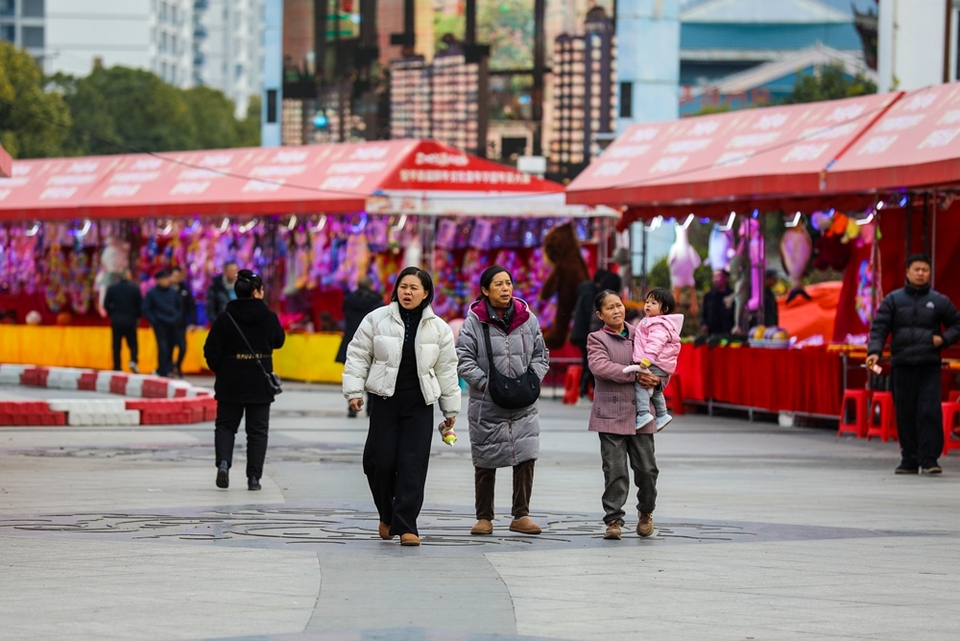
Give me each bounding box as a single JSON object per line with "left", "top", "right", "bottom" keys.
{"left": 0, "top": 364, "right": 215, "bottom": 426}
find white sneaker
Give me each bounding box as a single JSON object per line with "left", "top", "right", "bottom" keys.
{"left": 636, "top": 413, "right": 655, "bottom": 430}
{"left": 128, "top": 361, "right": 139, "bottom": 374}
{"left": 575, "top": 397, "right": 591, "bottom": 408}
{"left": 655, "top": 414, "right": 673, "bottom": 432}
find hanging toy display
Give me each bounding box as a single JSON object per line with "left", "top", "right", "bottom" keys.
{"left": 44, "top": 242, "right": 70, "bottom": 313}
{"left": 707, "top": 224, "right": 735, "bottom": 272}
{"left": 667, "top": 221, "right": 702, "bottom": 315}
{"left": 737, "top": 217, "right": 764, "bottom": 313}
{"left": 780, "top": 224, "right": 813, "bottom": 303}
{"left": 94, "top": 236, "right": 131, "bottom": 316}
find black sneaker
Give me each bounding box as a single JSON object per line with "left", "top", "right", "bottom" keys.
{"left": 894, "top": 465, "right": 919, "bottom": 474}
{"left": 921, "top": 464, "right": 943, "bottom": 475}
{"left": 248, "top": 477, "right": 261, "bottom": 491}
{"left": 216, "top": 461, "right": 229, "bottom": 488}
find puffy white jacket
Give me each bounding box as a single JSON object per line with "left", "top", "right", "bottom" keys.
{"left": 342, "top": 302, "right": 461, "bottom": 417}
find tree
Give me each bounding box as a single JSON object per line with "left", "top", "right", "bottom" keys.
{"left": 51, "top": 66, "right": 197, "bottom": 155}
{"left": 0, "top": 42, "right": 71, "bottom": 158}
{"left": 236, "top": 94, "right": 261, "bottom": 147}
{"left": 183, "top": 86, "right": 244, "bottom": 150}
{"left": 784, "top": 62, "right": 877, "bottom": 104}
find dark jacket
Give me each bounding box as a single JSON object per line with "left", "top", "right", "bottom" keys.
{"left": 104, "top": 279, "right": 142, "bottom": 327}
{"left": 205, "top": 275, "right": 234, "bottom": 323}
{"left": 763, "top": 287, "right": 779, "bottom": 327}
{"left": 203, "top": 298, "right": 286, "bottom": 404}
{"left": 570, "top": 280, "right": 598, "bottom": 346}
{"left": 701, "top": 286, "right": 735, "bottom": 335}
{"left": 868, "top": 281, "right": 960, "bottom": 367}
{"left": 143, "top": 285, "right": 181, "bottom": 328}
{"left": 335, "top": 286, "right": 384, "bottom": 363}
{"left": 176, "top": 283, "right": 197, "bottom": 327}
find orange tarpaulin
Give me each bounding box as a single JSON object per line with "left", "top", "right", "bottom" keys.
{"left": 777, "top": 281, "right": 842, "bottom": 342}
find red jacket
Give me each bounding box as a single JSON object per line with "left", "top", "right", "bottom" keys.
{"left": 587, "top": 323, "right": 657, "bottom": 435}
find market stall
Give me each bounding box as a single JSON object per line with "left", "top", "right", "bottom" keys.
{"left": 566, "top": 84, "right": 960, "bottom": 419}
{"left": 0, "top": 140, "right": 614, "bottom": 382}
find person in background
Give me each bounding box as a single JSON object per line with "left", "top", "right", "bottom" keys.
{"left": 204, "top": 270, "right": 286, "bottom": 491}
{"left": 587, "top": 289, "right": 663, "bottom": 540}
{"left": 700, "top": 269, "right": 735, "bottom": 335}
{"left": 206, "top": 261, "right": 239, "bottom": 324}
{"left": 142, "top": 269, "right": 181, "bottom": 378}
{"left": 456, "top": 265, "right": 550, "bottom": 537}
{"left": 762, "top": 269, "right": 779, "bottom": 327}
{"left": 867, "top": 254, "right": 960, "bottom": 475}
{"left": 170, "top": 267, "right": 197, "bottom": 379}
{"left": 104, "top": 269, "right": 142, "bottom": 373}
{"left": 571, "top": 270, "right": 622, "bottom": 407}
{"left": 342, "top": 267, "right": 460, "bottom": 547}
{"left": 335, "top": 277, "right": 384, "bottom": 417}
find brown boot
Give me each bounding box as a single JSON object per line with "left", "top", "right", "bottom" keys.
{"left": 470, "top": 519, "right": 493, "bottom": 535}
{"left": 378, "top": 522, "right": 393, "bottom": 540}
{"left": 400, "top": 533, "right": 420, "bottom": 546}
{"left": 637, "top": 512, "right": 654, "bottom": 537}
{"left": 603, "top": 521, "right": 622, "bottom": 540}
{"left": 509, "top": 516, "right": 542, "bottom": 535}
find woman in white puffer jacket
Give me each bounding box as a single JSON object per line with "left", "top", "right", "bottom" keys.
{"left": 342, "top": 267, "right": 460, "bottom": 546}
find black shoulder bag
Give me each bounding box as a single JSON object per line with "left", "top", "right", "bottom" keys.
{"left": 481, "top": 323, "right": 540, "bottom": 410}
{"left": 225, "top": 312, "right": 283, "bottom": 395}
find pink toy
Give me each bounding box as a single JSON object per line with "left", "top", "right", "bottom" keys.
{"left": 667, "top": 224, "right": 701, "bottom": 315}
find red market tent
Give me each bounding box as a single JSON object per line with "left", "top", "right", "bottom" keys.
{"left": 0, "top": 140, "right": 612, "bottom": 221}
{"left": 565, "top": 92, "right": 901, "bottom": 223}
{"left": 0, "top": 144, "right": 11, "bottom": 178}
{"left": 826, "top": 84, "right": 960, "bottom": 192}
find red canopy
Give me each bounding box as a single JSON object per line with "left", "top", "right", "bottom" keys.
{"left": 0, "top": 140, "right": 580, "bottom": 221}
{"left": 566, "top": 92, "right": 900, "bottom": 211}
{"left": 0, "top": 144, "right": 11, "bottom": 178}
{"left": 827, "top": 84, "right": 960, "bottom": 192}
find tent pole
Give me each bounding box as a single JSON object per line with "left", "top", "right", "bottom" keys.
{"left": 922, "top": 192, "right": 931, "bottom": 259}
{"left": 932, "top": 190, "right": 938, "bottom": 290}
{"left": 905, "top": 194, "right": 913, "bottom": 266}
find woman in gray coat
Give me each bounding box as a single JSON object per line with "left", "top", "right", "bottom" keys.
{"left": 456, "top": 265, "right": 550, "bottom": 536}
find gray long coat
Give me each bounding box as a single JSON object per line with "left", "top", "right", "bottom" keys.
{"left": 456, "top": 297, "right": 550, "bottom": 469}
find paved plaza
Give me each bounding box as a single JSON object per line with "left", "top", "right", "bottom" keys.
{"left": 1, "top": 380, "right": 959, "bottom": 641}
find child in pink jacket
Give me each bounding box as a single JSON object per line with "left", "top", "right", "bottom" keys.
{"left": 623, "top": 288, "right": 684, "bottom": 431}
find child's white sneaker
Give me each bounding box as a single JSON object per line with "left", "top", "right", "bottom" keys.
{"left": 636, "top": 413, "right": 655, "bottom": 430}
{"left": 655, "top": 414, "right": 672, "bottom": 432}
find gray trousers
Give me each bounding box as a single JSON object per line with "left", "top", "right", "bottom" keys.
{"left": 599, "top": 432, "right": 659, "bottom": 525}
{"left": 634, "top": 364, "right": 668, "bottom": 417}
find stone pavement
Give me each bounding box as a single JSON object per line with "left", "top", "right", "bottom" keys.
{"left": 2, "top": 380, "right": 959, "bottom": 641}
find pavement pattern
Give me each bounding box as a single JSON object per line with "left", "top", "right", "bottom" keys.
{"left": 2, "top": 380, "right": 959, "bottom": 641}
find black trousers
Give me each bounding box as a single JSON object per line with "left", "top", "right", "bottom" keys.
{"left": 892, "top": 363, "right": 944, "bottom": 467}
{"left": 173, "top": 325, "right": 187, "bottom": 370}
{"left": 214, "top": 401, "right": 271, "bottom": 480}
{"left": 475, "top": 459, "right": 536, "bottom": 521}
{"left": 111, "top": 322, "right": 138, "bottom": 371}
{"left": 153, "top": 323, "right": 177, "bottom": 377}
{"left": 363, "top": 392, "right": 434, "bottom": 537}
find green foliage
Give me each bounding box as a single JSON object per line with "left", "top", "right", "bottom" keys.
{"left": 44, "top": 65, "right": 261, "bottom": 157}
{"left": 784, "top": 62, "right": 877, "bottom": 104}
{"left": 0, "top": 42, "right": 71, "bottom": 158}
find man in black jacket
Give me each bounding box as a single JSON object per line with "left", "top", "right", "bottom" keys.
{"left": 701, "top": 269, "right": 736, "bottom": 335}
{"left": 143, "top": 270, "right": 182, "bottom": 378}
{"left": 104, "top": 269, "right": 142, "bottom": 372}
{"left": 205, "top": 261, "right": 239, "bottom": 324}
{"left": 203, "top": 270, "right": 286, "bottom": 490}
{"left": 170, "top": 267, "right": 197, "bottom": 378}
{"left": 336, "top": 277, "right": 383, "bottom": 417}
{"left": 867, "top": 254, "right": 960, "bottom": 475}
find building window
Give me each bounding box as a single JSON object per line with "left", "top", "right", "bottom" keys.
{"left": 619, "top": 82, "right": 632, "bottom": 119}
{"left": 22, "top": 25, "right": 43, "bottom": 48}
{"left": 0, "top": 0, "right": 13, "bottom": 17}
{"left": 21, "top": 0, "right": 43, "bottom": 18}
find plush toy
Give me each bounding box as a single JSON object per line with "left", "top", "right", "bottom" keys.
{"left": 94, "top": 237, "right": 131, "bottom": 318}
{"left": 726, "top": 252, "right": 751, "bottom": 334}
{"left": 707, "top": 225, "right": 735, "bottom": 272}
{"left": 667, "top": 223, "right": 701, "bottom": 316}
{"left": 540, "top": 221, "right": 590, "bottom": 349}
{"left": 780, "top": 225, "right": 813, "bottom": 303}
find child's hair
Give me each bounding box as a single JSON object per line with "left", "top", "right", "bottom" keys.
{"left": 646, "top": 288, "right": 676, "bottom": 314}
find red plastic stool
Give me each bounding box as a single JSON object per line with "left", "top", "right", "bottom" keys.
{"left": 838, "top": 389, "right": 872, "bottom": 438}
{"left": 942, "top": 402, "right": 960, "bottom": 457}
{"left": 663, "top": 375, "right": 683, "bottom": 415}
{"left": 866, "top": 391, "right": 897, "bottom": 442}
{"left": 563, "top": 365, "right": 582, "bottom": 405}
